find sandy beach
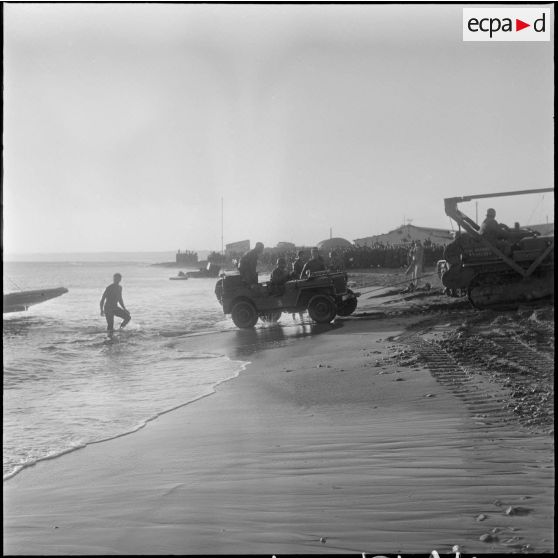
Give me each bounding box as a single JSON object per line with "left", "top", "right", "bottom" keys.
{"left": 3, "top": 273, "right": 554, "bottom": 555}
{"left": 4, "top": 3, "right": 554, "bottom": 554}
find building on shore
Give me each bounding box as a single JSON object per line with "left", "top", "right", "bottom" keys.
{"left": 530, "top": 223, "right": 554, "bottom": 235}
{"left": 225, "top": 240, "right": 250, "bottom": 258}
{"left": 354, "top": 224, "right": 454, "bottom": 248}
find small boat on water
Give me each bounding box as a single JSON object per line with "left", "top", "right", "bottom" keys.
{"left": 169, "top": 271, "right": 189, "bottom": 281}
{"left": 187, "top": 262, "right": 221, "bottom": 278}
{"left": 3, "top": 287, "right": 69, "bottom": 314}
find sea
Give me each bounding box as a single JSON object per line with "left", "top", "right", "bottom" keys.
{"left": 3, "top": 257, "right": 262, "bottom": 480}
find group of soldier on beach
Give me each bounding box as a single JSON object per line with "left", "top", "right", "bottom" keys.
{"left": 98, "top": 242, "right": 419, "bottom": 337}
{"left": 238, "top": 242, "right": 329, "bottom": 288}
{"left": 99, "top": 206, "right": 519, "bottom": 336}
{"left": 98, "top": 244, "right": 329, "bottom": 337}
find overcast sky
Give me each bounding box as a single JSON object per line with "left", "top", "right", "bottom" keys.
{"left": 3, "top": 3, "right": 554, "bottom": 254}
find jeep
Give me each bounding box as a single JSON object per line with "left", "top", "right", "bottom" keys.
{"left": 215, "top": 271, "right": 359, "bottom": 328}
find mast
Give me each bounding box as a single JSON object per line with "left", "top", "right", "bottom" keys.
{"left": 221, "top": 197, "right": 224, "bottom": 255}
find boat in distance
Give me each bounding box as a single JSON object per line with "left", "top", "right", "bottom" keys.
{"left": 187, "top": 262, "right": 221, "bottom": 278}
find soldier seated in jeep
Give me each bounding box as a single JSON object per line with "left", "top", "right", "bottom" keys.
{"left": 301, "top": 248, "right": 326, "bottom": 277}
{"left": 291, "top": 250, "right": 306, "bottom": 279}
{"left": 269, "top": 257, "right": 290, "bottom": 295}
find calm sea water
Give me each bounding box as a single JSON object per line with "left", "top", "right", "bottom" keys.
{"left": 3, "top": 260, "right": 251, "bottom": 480}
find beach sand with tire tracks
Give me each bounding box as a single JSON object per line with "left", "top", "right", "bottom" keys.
{"left": 3, "top": 269, "right": 554, "bottom": 555}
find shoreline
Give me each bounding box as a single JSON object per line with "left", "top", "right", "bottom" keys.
{"left": 2, "top": 355, "right": 251, "bottom": 483}
{"left": 4, "top": 306, "right": 554, "bottom": 555}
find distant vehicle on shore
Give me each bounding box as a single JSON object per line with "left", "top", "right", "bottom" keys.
{"left": 215, "top": 271, "right": 359, "bottom": 328}
{"left": 3, "top": 287, "right": 69, "bottom": 313}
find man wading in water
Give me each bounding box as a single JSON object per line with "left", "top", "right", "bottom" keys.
{"left": 100, "top": 273, "right": 131, "bottom": 337}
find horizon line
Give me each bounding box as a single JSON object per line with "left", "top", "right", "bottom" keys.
{"left": 3, "top": 249, "right": 207, "bottom": 256}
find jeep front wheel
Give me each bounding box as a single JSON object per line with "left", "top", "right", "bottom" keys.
{"left": 231, "top": 300, "right": 258, "bottom": 328}
{"left": 308, "top": 295, "right": 336, "bottom": 323}
{"left": 336, "top": 296, "right": 357, "bottom": 316}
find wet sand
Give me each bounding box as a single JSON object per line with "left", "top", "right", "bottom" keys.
{"left": 3, "top": 275, "right": 554, "bottom": 555}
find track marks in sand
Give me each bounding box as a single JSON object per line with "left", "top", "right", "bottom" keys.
{"left": 400, "top": 336, "right": 512, "bottom": 430}
{"left": 387, "top": 309, "right": 554, "bottom": 435}
{"left": 435, "top": 328, "right": 554, "bottom": 432}
{"left": 383, "top": 337, "right": 553, "bottom": 552}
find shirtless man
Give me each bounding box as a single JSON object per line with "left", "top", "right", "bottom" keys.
{"left": 100, "top": 273, "right": 131, "bottom": 337}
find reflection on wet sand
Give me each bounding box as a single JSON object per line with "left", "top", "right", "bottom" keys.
{"left": 232, "top": 320, "right": 344, "bottom": 358}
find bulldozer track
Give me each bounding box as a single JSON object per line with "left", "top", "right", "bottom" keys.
{"left": 441, "top": 331, "right": 553, "bottom": 383}
{"left": 490, "top": 335, "right": 554, "bottom": 372}
{"left": 402, "top": 335, "right": 513, "bottom": 428}
{"left": 394, "top": 312, "right": 554, "bottom": 433}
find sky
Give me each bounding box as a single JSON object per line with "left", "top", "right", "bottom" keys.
{"left": 3, "top": 3, "right": 554, "bottom": 255}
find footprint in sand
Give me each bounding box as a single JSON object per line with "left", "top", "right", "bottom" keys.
{"left": 505, "top": 506, "right": 532, "bottom": 516}
{"left": 480, "top": 533, "right": 498, "bottom": 543}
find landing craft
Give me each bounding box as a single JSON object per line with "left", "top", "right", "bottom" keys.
{"left": 3, "top": 287, "right": 69, "bottom": 313}
{"left": 441, "top": 188, "right": 553, "bottom": 308}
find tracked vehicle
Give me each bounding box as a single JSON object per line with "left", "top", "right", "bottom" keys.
{"left": 215, "top": 271, "right": 359, "bottom": 328}
{"left": 442, "top": 188, "right": 554, "bottom": 309}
